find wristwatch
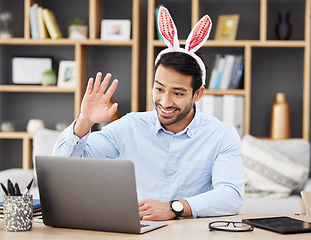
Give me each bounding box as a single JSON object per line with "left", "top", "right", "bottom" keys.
{"left": 170, "top": 200, "right": 184, "bottom": 219}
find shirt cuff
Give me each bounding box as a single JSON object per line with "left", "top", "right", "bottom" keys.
{"left": 183, "top": 197, "right": 199, "bottom": 218}
{"left": 70, "top": 119, "right": 91, "bottom": 145}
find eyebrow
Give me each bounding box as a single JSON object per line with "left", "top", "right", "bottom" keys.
{"left": 154, "top": 80, "right": 188, "bottom": 92}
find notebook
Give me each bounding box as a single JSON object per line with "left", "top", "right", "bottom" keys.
{"left": 242, "top": 216, "right": 311, "bottom": 234}
{"left": 35, "top": 156, "right": 168, "bottom": 234}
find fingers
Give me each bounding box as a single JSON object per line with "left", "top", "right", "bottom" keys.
{"left": 99, "top": 73, "right": 112, "bottom": 94}
{"left": 139, "top": 207, "right": 150, "bottom": 220}
{"left": 138, "top": 200, "right": 148, "bottom": 219}
{"left": 99, "top": 74, "right": 118, "bottom": 101}
{"left": 92, "top": 72, "right": 103, "bottom": 93}
{"left": 141, "top": 215, "right": 154, "bottom": 221}
{"left": 107, "top": 102, "right": 118, "bottom": 119}
{"left": 85, "top": 72, "right": 102, "bottom": 95}
{"left": 86, "top": 72, "right": 118, "bottom": 95}
{"left": 138, "top": 200, "right": 148, "bottom": 211}
{"left": 104, "top": 79, "right": 118, "bottom": 100}
{"left": 138, "top": 199, "right": 158, "bottom": 220}
{"left": 138, "top": 199, "right": 174, "bottom": 221}
{"left": 86, "top": 77, "right": 94, "bottom": 95}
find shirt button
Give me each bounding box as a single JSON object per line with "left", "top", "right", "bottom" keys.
{"left": 170, "top": 156, "right": 173, "bottom": 159}
{"left": 166, "top": 182, "right": 169, "bottom": 185}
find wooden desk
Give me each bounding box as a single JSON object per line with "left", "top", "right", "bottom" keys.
{"left": 0, "top": 215, "right": 310, "bottom": 239}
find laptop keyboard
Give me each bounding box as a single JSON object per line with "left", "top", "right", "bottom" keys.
{"left": 140, "top": 223, "right": 150, "bottom": 228}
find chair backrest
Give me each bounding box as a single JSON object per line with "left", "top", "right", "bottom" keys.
{"left": 263, "top": 138, "right": 310, "bottom": 193}
{"left": 32, "top": 128, "right": 61, "bottom": 157}
{"left": 300, "top": 191, "right": 311, "bottom": 216}
{"left": 32, "top": 128, "right": 61, "bottom": 184}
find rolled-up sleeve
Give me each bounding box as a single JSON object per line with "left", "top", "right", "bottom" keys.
{"left": 184, "top": 128, "right": 245, "bottom": 217}
{"left": 53, "top": 120, "right": 91, "bottom": 157}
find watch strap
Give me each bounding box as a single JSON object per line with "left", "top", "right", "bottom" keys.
{"left": 170, "top": 200, "right": 184, "bottom": 219}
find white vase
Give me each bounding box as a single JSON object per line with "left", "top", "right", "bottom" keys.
{"left": 27, "top": 119, "right": 45, "bottom": 134}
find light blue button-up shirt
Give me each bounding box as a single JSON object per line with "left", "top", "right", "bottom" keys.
{"left": 53, "top": 107, "right": 244, "bottom": 218}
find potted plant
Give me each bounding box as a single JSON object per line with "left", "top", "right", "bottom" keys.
{"left": 41, "top": 69, "right": 57, "bottom": 85}
{"left": 68, "top": 17, "right": 88, "bottom": 40}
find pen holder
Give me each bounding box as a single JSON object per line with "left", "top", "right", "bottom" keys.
{"left": 3, "top": 195, "right": 33, "bottom": 231}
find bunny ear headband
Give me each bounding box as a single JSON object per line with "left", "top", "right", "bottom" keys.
{"left": 155, "top": 7, "right": 212, "bottom": 86}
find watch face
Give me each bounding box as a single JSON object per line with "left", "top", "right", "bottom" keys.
{"left": 172, "top": 201, "right": 184, "bottom": 212}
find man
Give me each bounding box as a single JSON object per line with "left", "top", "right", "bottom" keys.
{"left": 54, "top": 51, "right": 244, "bottom": 220}
{"left": 54, "top": 7, "right": 244, "bottom": 221}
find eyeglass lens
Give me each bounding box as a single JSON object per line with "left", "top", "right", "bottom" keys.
{"left": 209, "top": 221, "right": 254, "bottom": 232}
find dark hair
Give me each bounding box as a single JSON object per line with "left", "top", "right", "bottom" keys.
{"left": 154, "top": 51, "right": 207, "bottom": 95}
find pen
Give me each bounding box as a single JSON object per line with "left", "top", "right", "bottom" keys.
{"left": 14, "top": 183, "right": 22, "bottom": 196}
{"left": 8, "top": 179, "right": 15, "bottom": 196}
{"left": 23, "top": 179, "right": 33, "bottom": 196}
{"left": 1, "top": 183, "right": 8, "bottom": 196}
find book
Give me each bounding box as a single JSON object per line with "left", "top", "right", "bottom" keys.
{"left": 228, "top": 55, "right": 243, "bottom": 89}
{"left": 231, "top": 56, "right": 244, "bottom": 89}
{"left": 222, "top": 95, "right": 244, "bottom": 137}
{"left": 37, "top": 6, "right": 49, "bottom": 39}
{"left": 220, "top": 54, "right": 236, "bottom": 90}
{"left": 213, "top": 56, "right": 226, "bottom": 89}
{"left": 29, "top": 4, "right": 39, "bottom": 39}
{"left": 42, "top": 8, "right": 63, "bottom": 39}
{"left": 208, "top": 54, "right": 221, "bottom": 89}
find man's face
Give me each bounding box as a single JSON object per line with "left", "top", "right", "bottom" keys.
{"left": 152, "top": 64, "right": 203, "bottom": 133}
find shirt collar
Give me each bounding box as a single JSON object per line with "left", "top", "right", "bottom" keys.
{"left": 154, "top": 103, "right": 201, "bottom": 138}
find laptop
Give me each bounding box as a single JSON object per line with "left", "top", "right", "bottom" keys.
{"left": 242, "top": 216, "right": 311, "bottom": 234}
{"left": 35, "top": 156, "right": 168, "bottom": 234}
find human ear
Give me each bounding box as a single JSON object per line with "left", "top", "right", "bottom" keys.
{"left": 193, "top": 86, "right": 205, "bottom": 102}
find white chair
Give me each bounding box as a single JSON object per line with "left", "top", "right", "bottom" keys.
{"left": 240, "top": 138, "right": 311, "bottom": 215}
{"left": 0, "top": 128, "right": 60, "bottom": 201}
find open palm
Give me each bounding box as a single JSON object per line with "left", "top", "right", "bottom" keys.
{"left": 80, "top": 72, "right": 118, "bottom": 124}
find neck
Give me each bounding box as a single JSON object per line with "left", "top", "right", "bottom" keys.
{"left": 164, "top": 107, "right": 195, "bottom": 134}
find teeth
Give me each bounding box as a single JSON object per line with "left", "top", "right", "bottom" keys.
{"left": 161, "top": 107, "right": 174, "bottom": 114}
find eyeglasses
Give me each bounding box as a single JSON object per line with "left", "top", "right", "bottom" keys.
{"left": 208, "top": 221, "right": 254, "bottom": 232}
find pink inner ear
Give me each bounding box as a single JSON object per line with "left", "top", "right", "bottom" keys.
{"left": 159, "top": 10, "right": 175, "bottom": 47}
{"left": 188, "top": 16, "right": 211, "bottom": 51}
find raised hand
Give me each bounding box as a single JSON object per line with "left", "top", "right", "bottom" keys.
{"left": 74, "top": 72, "right": 118, "bottom": 137}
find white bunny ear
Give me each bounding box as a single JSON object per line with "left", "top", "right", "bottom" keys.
{"left": 158, "top": 7, "right": 179, "bottom": 49}
{"left": 185, "top": 15, "right": 212, "bottom": 53}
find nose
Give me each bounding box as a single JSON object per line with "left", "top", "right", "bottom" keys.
{"left": 159, "top": 93, "right": 173, "bottom": 108}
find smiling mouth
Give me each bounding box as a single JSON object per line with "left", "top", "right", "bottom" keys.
{"left": 161, "top": 108, "right": 174, "bottom": 114}
{"left": 157, "top": 105, "right": 179, "bottom": 117}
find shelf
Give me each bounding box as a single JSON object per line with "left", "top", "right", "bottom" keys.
{"left": 80, "top": 39, "right": 135, "bottom": 46}
{"left": 0, "top": 85, "right": 76, "bottom": 93}
{"left": 152, "top": 40, "right": 307, "bottom": 48}
{"left": 0, "top": 131, "right": 33, "bottom": 139}
{"left": 203, "top": 89, "right": 246, "bottom": 96}
{"left": 0, "top": 38, "right": 134, "bottom": 46}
